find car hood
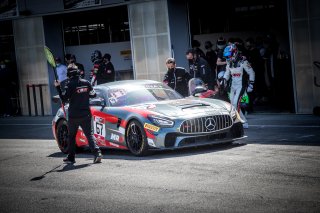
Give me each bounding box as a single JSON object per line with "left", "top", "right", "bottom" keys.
{"left": 133, "top": 98, "right": 230, "bottom": 118}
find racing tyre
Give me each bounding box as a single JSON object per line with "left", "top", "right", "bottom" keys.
{"left": 56, "top": 119, "right": 69, "bottom": 153}
{"left": 126, "top": 120, "right": 149, "bottom": 156}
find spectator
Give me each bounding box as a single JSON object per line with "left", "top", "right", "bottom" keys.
{"left": 163, "top": 57, "right": 191, "bottom": 97}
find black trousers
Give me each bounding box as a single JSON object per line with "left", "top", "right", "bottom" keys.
{"left": 68, "top": 114, "right": 100, "bottom": 157}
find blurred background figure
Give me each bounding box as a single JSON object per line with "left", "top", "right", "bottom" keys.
{"left": 65, "top": 53, "right": 85, "bottom": 79}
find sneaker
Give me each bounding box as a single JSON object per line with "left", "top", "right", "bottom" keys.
{"left": 93, "top": 152, "right": 102, "bottom": 164}
{"left": 63, "top": 155, "right": 75, "bottom": 164}
{"left": 243, "top": 122, "right": 249, "bottom": 129}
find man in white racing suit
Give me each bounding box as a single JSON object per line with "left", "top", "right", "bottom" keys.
{"left": 223, "top": 44, "right": 255, "bottom": 129}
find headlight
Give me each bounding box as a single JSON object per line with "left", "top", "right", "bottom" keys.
{"left": 147, "top": 115, "right": 174, "bottom": 127}
{"left": 230, "top": 105, "right": 237, "bottom": 120}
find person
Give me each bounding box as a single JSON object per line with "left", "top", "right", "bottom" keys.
{"left": 185, "top": 49, "right": 213, "bottom": 90}
{"left": 54, "top": 64, "right": 102, "bottom": 164}
{"left": 55, "top": 57, "right": 68, "bottom": 90}
{"left": 65, "top": 53, "right": 85, "bottom": 79}
{"left": 191, "top": 40, "right": 206, "bottom": 59}
{"left": 245, "top": 37, "right": 265, "bottom": 112}
{"left": 163, "top": 57, "right": 191, "bottom": 97}
{"left": 0, "top": 60, "right": 12, "bottom": 117}
{"left": 204, "top": 40, "right": 217, "bottom": 83}
{"left": 90, "top": 50, "right": 103, "bottom": 86}
{"left": 222, "top": 44, "right": 255, "bottom": 129}
{"left": 95, "top": 53, "right": 115, "bottom": 84}
{"left": 215, "top": 37, "right": 227, "bottom": 80}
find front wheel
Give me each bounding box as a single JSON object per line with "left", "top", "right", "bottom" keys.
{"left": 56, "top": 119, "right": 69, "bottom": 153}
{"left": 126, "top": 120, "right": 149, "bottom": 156}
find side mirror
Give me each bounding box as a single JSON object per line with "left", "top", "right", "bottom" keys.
{"left": 193, "top": 86, "right": 207, "bottom": 96}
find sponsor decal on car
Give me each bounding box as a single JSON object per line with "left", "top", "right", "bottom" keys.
{"left": 144, "top": 123, "right": 160, "bottom": 132}
{"left": 110, "top": 133, "right": 120, "bottom": 142}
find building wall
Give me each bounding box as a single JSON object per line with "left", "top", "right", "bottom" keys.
{"left": 128, "top": 0, "right": 171, "bottom": 81}
{"left": 288, "top": 0, "right": 320, "bottom": 113}
{"left": 167, "top": 0, "right": 190, "bottom": 69}
{"left": 13, "top": 17, "right": 51, "bottom": 116}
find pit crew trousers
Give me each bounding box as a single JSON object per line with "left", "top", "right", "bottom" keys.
{"left": 68, "top": 114, "right": 100, "bottom": 157}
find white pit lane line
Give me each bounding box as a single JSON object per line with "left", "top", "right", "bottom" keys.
{"left": 0, "top": 123, "right": 51, "bottom": 126}
{"left": 250, "top": 124, "right": 320, "bottom": 128}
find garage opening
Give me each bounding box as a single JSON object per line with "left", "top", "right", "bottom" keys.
{"left": 62, "top": 5, "right": 133, "bottom": 81}
{"left": 0, "top": 20, "right": 20, "bottom": 116}
{"left": 188, "top": 0, "right": 294, "bottom": 113}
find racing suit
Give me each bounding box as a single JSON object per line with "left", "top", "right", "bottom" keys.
{"left": 223, "top": 60, "right": 255, "bottom": 123}
{"left": 163, "top": 67, "right": 191, "bottom": 97}
{"left": 57, "top": 76, "right": 101, "bottom": 160}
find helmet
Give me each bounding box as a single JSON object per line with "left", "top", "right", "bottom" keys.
{"left": 91, "top": 50, "right": 102, "bottom": 63}
{"left": 223, "top": 44, "right": 241, "bottom": 67}
{"left": 223, "top": 44, "right": 237, "bottom": 59}
{"left": 217, "top": 37, "right": 226, "bottom": 50}
{"left": 67, "top": 64, "right": 80, "bottom": 78}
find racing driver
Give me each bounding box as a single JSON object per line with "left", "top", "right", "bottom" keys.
{"left": 222, "top": 44, "right": 255, "bottom": 129}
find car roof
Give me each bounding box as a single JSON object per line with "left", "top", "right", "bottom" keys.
{"left": 96, "top": 79, "right": 161, "bottom": 89}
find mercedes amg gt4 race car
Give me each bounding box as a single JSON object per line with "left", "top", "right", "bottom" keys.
{"left": 52, "top": 80, "right": 245, "bottom": 156}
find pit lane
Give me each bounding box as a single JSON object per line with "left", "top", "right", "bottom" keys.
{"left": 0, "top": 114, "right": 319, "bottom": 212}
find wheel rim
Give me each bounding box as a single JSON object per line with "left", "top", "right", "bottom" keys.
{"left": 57, "top": 124, "right": 68, "bottom": 151}
{"left": 127, "top": 122, "right": 143, "bottom": 153}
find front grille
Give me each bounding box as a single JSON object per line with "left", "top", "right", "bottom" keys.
{"left": 179, "top": 133, "right": 227, "bottom": 147}
{"left": 179, "top": 115, "right": 232, "bottom": 133}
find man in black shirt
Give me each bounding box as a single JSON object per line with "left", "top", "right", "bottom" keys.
{"left": 163, "top": 57, "right": 191, "bottom": 97}
{"left": 186, "top": 49, "right": 213, "bottom": 90}
{"left": 96, "top": 53, "right": 115, "bottom": 84}
{"left": 54, "top": 64, "right": 102, "bottom": 164}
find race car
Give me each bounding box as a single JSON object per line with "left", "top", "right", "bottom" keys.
{"left": 52, "top": 80, "right": 245, "bottom": 156}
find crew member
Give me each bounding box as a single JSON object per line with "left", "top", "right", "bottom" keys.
{"left": 186, "top": 49, "right": 213, "bottom": 90}
{"left": 163, "top": 57, "right": 191, "bottom": 97}
{"left": 54, "top": 64, "right": 102, "bottom": 163}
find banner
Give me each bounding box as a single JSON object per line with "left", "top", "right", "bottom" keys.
{"left": 64, "top": 0, "right": 101, "bottom": 10}
{"left": 0, "top": 0, "right": 17, "bottom": 19}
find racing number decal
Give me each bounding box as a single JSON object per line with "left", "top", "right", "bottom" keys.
{"left": 96, "top": 123, "right": 104, "bottom": 135}
{"left": 93, "top": 116, "right": 106, "bottom": 138}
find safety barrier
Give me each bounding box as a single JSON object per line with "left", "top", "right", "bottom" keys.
{"left": 26, "top": 84, "right": 47, "bottom": 116}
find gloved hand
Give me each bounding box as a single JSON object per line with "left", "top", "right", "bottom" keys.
{"left": 247, "top": 81, "right": 254, "bottom": 93}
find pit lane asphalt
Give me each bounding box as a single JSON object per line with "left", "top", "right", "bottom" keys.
{"left": 0, "top": 113, "right": 319, "bottom": 213}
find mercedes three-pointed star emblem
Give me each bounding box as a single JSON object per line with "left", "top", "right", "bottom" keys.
{"left": 205, "top": 117, "right": 216, "bottom": 131}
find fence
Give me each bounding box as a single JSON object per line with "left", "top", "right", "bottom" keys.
{"left": 26, "top": 84, "right": 47, "bottom": 116}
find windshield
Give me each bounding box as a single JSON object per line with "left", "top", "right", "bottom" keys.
{"left": 107, "top": 83, "right": 182, "bottom": 107}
